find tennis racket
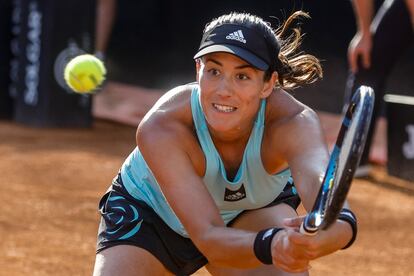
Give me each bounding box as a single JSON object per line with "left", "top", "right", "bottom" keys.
{"left": 300, "top": 85, "right": 374, "bottom": 235}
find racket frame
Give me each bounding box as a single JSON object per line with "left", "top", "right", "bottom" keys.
{"left": 300, "top": 86, "right": 374, "bottom": 235}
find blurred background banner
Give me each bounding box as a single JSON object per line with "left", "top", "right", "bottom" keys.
{"left": 0, "top": 0, "right": 14, "bottom": 119}
{"left": 385, "top": 94, "right": 414, "bottom": 181}
{"left": 9, "top": 0, "right": 96, "bottom": 127}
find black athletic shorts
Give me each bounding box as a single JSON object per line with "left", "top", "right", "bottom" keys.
{"left": 96, "top": 174, "right": 300, "bottom": 275}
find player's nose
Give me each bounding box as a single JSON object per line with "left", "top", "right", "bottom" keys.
{"left": 216, "top": 78, "right": 234, "bottom": 97}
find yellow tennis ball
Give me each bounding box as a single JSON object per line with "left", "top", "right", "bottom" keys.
{"left": 64, "top": 54, "right": 106, "bottom": 93}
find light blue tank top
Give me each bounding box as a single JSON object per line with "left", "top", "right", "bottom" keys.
{"left": 120, "top": 85, "right": 292, "bottom": 237}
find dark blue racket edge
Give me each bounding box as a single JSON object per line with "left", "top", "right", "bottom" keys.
{"left": 301, "top": 86, "right": 375, "bottom": 234}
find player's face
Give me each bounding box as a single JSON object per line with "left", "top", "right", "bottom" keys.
{"left": 196, "top": 52, "right": 275, "bottom": 136}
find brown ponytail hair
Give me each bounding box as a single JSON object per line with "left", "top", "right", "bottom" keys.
{"left": 272, "top": 11, "right": 323, "bottom": 89}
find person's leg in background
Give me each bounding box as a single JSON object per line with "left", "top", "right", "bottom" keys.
{"left": 345, "top": 0, "right": 414, "bottom": 172}
{"left": 94, "top": 0, "right": 117, "bottom": 60}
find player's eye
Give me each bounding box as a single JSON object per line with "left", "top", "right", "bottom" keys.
{"left": 208, "top": 69, "right": 220, "bottom": 76}
{"left": 236, "top": 73, "right": 249, "bottom": 80}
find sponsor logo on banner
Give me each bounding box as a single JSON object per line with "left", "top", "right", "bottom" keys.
{"left": 24, "top": 1, "right": 42, "bottom": 106}
{"left": 403, "top": 125, "right": 414, "bottom": 159}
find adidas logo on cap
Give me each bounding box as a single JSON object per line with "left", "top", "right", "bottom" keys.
{"left": 226, "top": 30, "right": 246, "bottom": 44}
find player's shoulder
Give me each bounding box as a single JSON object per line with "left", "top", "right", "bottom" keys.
{"left": 266, "top": 89, "right": 320, "bottom": 132}
{"left": 147, "top": 82, "right": 197, "bottom": 115}
{"left": 156, "top": 81, "right": 195, "bottom": 101}
{"left": 137, "top": 82, "right": 197, "bottom": 146}
{"left": 263, "top": 89, "right": 324, "bottom": 161}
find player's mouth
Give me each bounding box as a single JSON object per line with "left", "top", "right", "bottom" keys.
{"left": 212, "top": 103, "right": 237, "bottom": 113}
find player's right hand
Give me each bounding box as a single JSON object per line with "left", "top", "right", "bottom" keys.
{"left": 348, "top": 31, "right": 373, "bottom": 73}
{"left": 270, "top": 228, "right": 311, "bottom": 273}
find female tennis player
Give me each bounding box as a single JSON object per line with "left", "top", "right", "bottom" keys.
{"left": 93, "top": 11, "right": 357, "bottom": 276}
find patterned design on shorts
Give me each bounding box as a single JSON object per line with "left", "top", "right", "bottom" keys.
{"left": 287, "top": 176, "right": 297, "bottom": 195}
{"left": 101, "top": 193, "right": 143, "bottom": 240}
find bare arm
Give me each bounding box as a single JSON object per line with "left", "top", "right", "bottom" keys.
{"left": 270, "top": 107, "right": 329, "bottom": 211}
{"left": 348, "top": 0, "right": 374, "bottom": 72}
{"left": 137, "top": 92, "right": 262, "bottom": 269}
{"left": 352, "top": 0, "right": 374, "bottom": 34}
{"left": 406, "top": 0, "right": 414, "bottom": 26}
{"left": 268, "top": 107, "right": 353, "bottom": 272}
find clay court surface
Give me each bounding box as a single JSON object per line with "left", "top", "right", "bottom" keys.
{"left": 1, "top": 84, "right": 413, "bottom": 275}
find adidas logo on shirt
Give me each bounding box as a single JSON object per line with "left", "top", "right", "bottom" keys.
{"left": 224, "top": 183, "right": 246, "bottom": 201}
{"left": 225, "top": 30, "right": 247, "bottom": 44}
